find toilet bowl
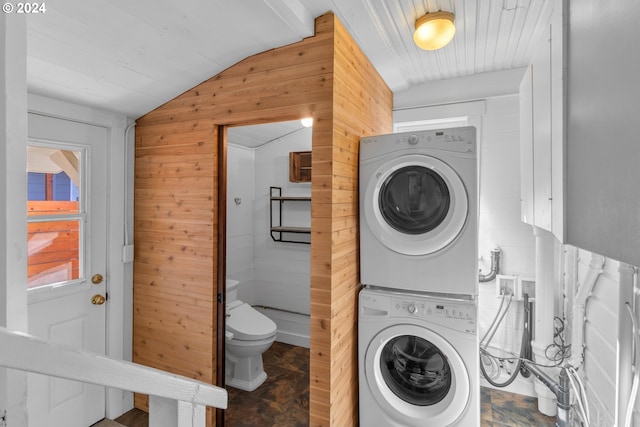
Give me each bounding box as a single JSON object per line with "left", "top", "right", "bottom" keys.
{"left": 225, "top": 280, "right": 277, "bottom": 391}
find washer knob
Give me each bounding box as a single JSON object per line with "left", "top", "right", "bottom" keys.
{"left": 407, "top": 303, "right": 418, "bottom": 314}
{"left": 408, "top": 135, "right": 419, "bottom": 145}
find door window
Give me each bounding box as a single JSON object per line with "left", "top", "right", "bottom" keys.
{"left": 378, "top": 166, "right": 450, "bottom": 235}
{"left": 27, "top": 146, "right": 83, "bottom": 289}
{"left": 380, "top": 335, "right": 452, "bottom": 406}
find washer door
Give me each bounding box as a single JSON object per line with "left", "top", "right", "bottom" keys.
{"left": 363, "top": 154, "right": 468, "bottom": 256}
{"left": 364, "top": 324, "right": 470, "bottom": 426}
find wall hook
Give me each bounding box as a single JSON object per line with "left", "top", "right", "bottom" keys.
{"left": 234, "top": 197, "right": 242, "bottom": 206}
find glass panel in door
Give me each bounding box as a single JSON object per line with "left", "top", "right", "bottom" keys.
{"left": 26, "top": 146, "right": 83, "bottom": 289}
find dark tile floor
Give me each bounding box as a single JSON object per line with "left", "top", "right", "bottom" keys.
{"left": 482, "top": 387, "right": 556, "bottom": 427}
{"left": 224, "top": 341, "right": 309, "bottom": 426}
{"left": 116, "top": 342, "right": 556, "bottom": 427}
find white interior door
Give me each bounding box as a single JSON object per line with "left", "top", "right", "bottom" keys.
{"left": 26, "top": 112, "right": 108, "bottom": 427}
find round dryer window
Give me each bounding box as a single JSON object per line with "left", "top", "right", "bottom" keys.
{"left": 379, "top": 166, "right": 450, "bottom": 235}
{"left": 364, "top": 324, "right": 470, "bottom": 426}
{"left": 364, "top": 154, "right": 468, "bottom": 256}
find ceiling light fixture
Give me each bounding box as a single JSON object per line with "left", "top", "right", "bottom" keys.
{"left": 413, "top": 11, "right": 456, "bottom": 51}
{"left": 300, "top": 117, "right": 313, "bottom": 128}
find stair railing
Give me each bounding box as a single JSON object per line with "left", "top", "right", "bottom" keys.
{"left": 0, "top": 326, "right": 227, "bottom": 427}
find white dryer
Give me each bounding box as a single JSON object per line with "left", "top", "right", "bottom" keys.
{"left": 359, "top": 286, "right": 479, "bottom": 427}
{"left": 359, "top": 127, "right": 477, "bottom": 295}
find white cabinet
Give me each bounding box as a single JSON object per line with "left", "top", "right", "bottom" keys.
{"left": 519, "top": 66, "right": 534, "bottom": 225}
{"left": 519, "top": 2, "right": 565, "bottom": 242}
{"left": 565, "top": 0, "right": 640, "bottom": 267}
{"left": 549, "top": 2, "right": 565, "bottom": 240}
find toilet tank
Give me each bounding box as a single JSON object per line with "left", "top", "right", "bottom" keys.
{"left": 226, "top": 279, "right": 239, "bottom": 303}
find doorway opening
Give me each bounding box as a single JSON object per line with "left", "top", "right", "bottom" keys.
{"left": 222, "top": 120, "right": 312, "bottom": 425}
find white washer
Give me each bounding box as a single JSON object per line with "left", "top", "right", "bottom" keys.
{"left": 359, "top": 127, "right": 477, "bottom": 295}
{"left": 359, "top": 287, "right": 479, "bottom": 427}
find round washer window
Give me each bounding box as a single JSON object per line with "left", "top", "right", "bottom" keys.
{"left": 380, "top": 335, "right": 452, "bottom": 406}
{"left": 378, "top": 166, "right": 450, "bottom": 235}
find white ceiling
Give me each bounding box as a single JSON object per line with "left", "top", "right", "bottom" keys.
{"left": 26, "top": 0, "right": 553, "bottom": 121}
{"left": 228, "top": 120, "right": 309, "bottom": 149}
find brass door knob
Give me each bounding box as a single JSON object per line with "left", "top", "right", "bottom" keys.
{"left": 91, "top": 294, "right": 106, "bottom": 305}
{"left": 91, "top": 274, "right": 104, "bottom": 284}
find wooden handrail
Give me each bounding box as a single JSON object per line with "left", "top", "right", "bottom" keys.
{"left": 0, "top": 326, "right": 227, "bottom": 426}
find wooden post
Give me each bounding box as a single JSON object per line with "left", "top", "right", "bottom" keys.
{"left": 149, "top": 396, "right": 206, "bottom": 427}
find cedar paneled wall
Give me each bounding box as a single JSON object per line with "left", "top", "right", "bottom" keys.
{"left": 133, "top": 124, "right": 218, "bottom": 423}
{"left": 318, "top": 19, "right": 392, "bottom": 426}
{"left": 133, "top": 13, "right": 391, "bottom": 426}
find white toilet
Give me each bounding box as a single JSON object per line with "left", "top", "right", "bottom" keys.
{"left": 225, "top": 279, "right": 277, "bottom": 391}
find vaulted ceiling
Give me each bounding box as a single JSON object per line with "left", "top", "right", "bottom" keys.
{"left": 26, "top": 0, "right": 553, "bottom": 118}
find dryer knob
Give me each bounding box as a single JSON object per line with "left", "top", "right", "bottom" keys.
{"left": 408, "top": 135, "right": 419, "bottom": 145}
{"left": 407, "top": 303, "right": 418, "bottom": 314}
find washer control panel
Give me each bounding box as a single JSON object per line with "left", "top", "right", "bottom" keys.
{"left": 395, "top": 299, "right": 475, "bottom": 319}
{"left": 360, "top": 288, "right": 477, "bottom": 335}
{"left": 397, "top": 298, "right": 476, "bottom": 334}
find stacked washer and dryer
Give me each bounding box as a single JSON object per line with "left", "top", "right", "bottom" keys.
{"left": 358, "top": 127, "right": 479, "bottom": 426}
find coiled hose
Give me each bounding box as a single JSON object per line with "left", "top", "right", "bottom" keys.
{"left": 480, "top": 293, "right": 533, "bottom": 387}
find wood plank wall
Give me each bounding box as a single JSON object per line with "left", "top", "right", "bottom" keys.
{"left": 133, "top": 13, "right": 391, "bottom": 426}
{"left": 315, "top": 18, "right": 392, "bottom": 426}
{"left": 133, "top": 123, "right": 218, "bottom": 423}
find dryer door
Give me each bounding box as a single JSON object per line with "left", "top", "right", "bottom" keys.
{"left": 363, "top": 154, "right": 468, "bottom": 256}
{"left": 364, "top": 324, "right": 470, "bottom": 426}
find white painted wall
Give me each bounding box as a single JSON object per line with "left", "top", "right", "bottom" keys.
{"left": 478, "top": 96, "right": 536, "bottom": 278}
{"left": 253, "top": 128, "right": 311, "bottom": 314}
{"left": 226, "top": 145, "right": 255, "bottom": 284}
{"left": 476, "top": 96, "right": 540, "bottom": 396}
{"left": 394, "top": 68, "right": 526, "bottom": 111}
{"left": 226, "top": 127, "right": 312, "bottom": 347}
{"left": 1, "top": 12, "right": 29, "bottom": 426}
{"left": 563, "top": 247, "right": 620, "bottom": 426}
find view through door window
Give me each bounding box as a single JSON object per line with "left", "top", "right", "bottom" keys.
{"left": 27, "top": 146, "right": 83, "bottom": 289}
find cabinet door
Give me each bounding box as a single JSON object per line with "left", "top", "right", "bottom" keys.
{"left": 549, "top": 0, "right": 565, "bottom": 243}
{"left": 519, "top": 65, "right": 534, "bottom": 225}
{"left": 289, "top": 151, "right": 311, "bottom": 182}
{"left": 520, "top": 3, "right": 566, "bottom": 242}
{"left": 566, "top": 0, "right": 640, "bottom": 266}
{"left": 531, "top": 25, "right": 552, "bottom": 232}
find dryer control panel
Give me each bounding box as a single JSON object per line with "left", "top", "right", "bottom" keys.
{"left": 360, "top": 127, "right": 476, "bottom": 157}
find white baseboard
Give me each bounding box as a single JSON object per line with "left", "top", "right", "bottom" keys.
{"left": 276, "top": 331, "right": 309, "bottom": 348}
{"left": 255, "top": 306, "right": 310, "bottom": 349}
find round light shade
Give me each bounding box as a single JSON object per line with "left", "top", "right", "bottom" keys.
{"left": 300, "top": 117, "right": 313, "bottom": 127}
{"left": 413, "top": 11, "right": 456, "bottom": 51}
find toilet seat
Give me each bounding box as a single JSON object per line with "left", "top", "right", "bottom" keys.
{"left": 227, "top": 301, "right": 277, "bottom": 340}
